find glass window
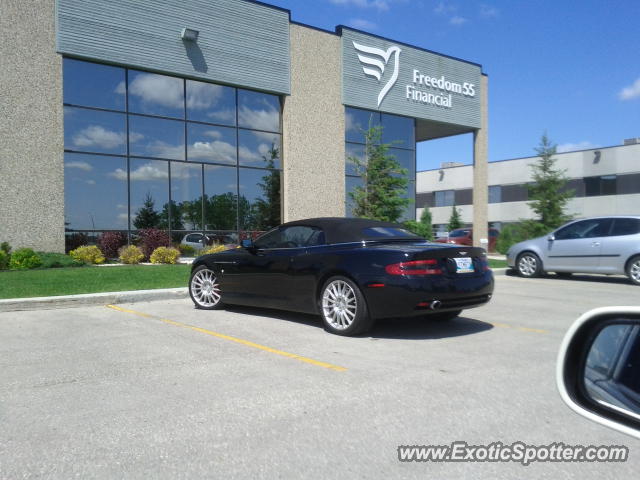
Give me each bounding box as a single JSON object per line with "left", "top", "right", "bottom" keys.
{"left": 239, "top": 131, "right": 281, "bottom": 168}
{"left": 435, "top": 190, "right": 455, "bottom": 207}
{"left": 128, "top": 70, "right": 184, "bottom": 118}
{"left": 346, "top": 143, "right": 366, "bottom": 176}
{"left": 346, "top": 176, "right": 364, "bottom": 217}
{"left": 186, "top": 80, "right": 236, "bottom": 126}
{"left": 611, "top": 218, "right": 640, "bottom": 236}
{"left": 587, "top": 325, "right": 633, "bottom": 377}
{"left": 601, "top": 175, "right": 617, "bottom": 196}
{"left": 129, "top": 158, "right": 169, "bottom": 230}
{"left": 585, "top": 175, "right": 617, "bottom": 196}
{"left": 170, "top": 162, "right": 203, "bottom": 231}
{"left": 389, "top": 148, "right": 416, "bottom": 180}
{"left": 185, "top": 233, "right": 204, "bottom": 243}
{"left": 488, "top": 185, "right": 502, "bottom": 204}
{"left": 64, "top": 153, "right": 128, "bottom": 230}
{"left": 64, "top": 107, "right": 126, "bottom": 155}
{"left": 362, "top": 227, "right": 419, "bottom": 239}
{"left": 187, "top": 124, "right": 237, "bottom": 165}
{"left": 239, "top": 168, "right": 281, "bottom": 231}
{"left": 345, "top": 107, "right": 380, "bottom": 143}
{"left": 381, "top": 113, "right": 415, "bottom": 148}
{"left": 555, "top": 219, "right": 612, "bottom": 240}
{"left": 253, "top": 228, "right": 282, "bottom": 249}
{"left": 204, "top": 165, "right": 238, "bottom": 231}
{"left": 237, "top": 89, "right": 280, "bottom": 132}
{"left": 129, "top": 116, "right": 185, "bottom": 160}
{"left": 63, "top": 59, "right": 125, "bottom": 111}
{"left": 281, "top": 226, "right": 324, "bottom": 248}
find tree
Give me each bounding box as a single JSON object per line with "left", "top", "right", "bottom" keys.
{"left": 349, "top": 125, "right": 409, "bottom": 222}
{"left": 253, "top": 144, "right": 281, "bottom": 230}
{"left": 133, "top": 192, "right": 160, "bottom": 229}
{"left": 527, "top": 133, "right": 574, "bottom": 230}
{"left": 404, "top": 207, "right": 434, "bottom": 240}
{"left": 447, "top": 205, "right": 462, "bottom": 231}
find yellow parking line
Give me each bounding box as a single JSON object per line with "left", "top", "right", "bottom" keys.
{"left": 480, "top": 319, "right": 548, "bottom": 334}
{"left": 106, "top": 304, "right": 347, "bottom": 372}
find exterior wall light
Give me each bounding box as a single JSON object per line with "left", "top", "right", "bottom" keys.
{"left": 181, "top": 28, "right": 199, "bottom": 42}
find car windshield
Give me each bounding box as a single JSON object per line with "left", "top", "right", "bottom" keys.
{"left": 449, "top": 229, "right": 470, "bottom": 238}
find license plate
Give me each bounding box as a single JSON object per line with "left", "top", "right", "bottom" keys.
{"left": 454, "top": 257, "right": 474, "bottom": 273}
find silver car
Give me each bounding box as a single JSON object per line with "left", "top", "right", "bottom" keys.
{"left": 506, "top": 216, "right": 640, "bottom": 285}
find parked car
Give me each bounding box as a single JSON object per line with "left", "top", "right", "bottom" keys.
{"left": 435, "top": 228, "right": 500, "bottom": 251}
{"left": 181, "top": 233, "right": 208, "bottom": 251}
{"left": 507, "top": 216, "right": 640, "bottom": 285}
{"left": 181, "top": 232, "right": 238, "bottom": 251}
{"left": 189, "top": 217, "right": 494, "bottom": 336}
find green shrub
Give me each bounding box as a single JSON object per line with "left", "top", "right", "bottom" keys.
{"left": 150, "top": 246, "right": 180, "bottom": 264}
{"left": 38, "top": 252, "right": 84, "bottom": 269}
{"left": 201, "top": 245, "right": 226, "bottom": 255}
{"left": 69, "top": 245, "right": 106, "bottom": 265}
{"left": 119, "top": 245, "right": 144, "bottom": 264}
{"left": 178, "top": 244, "right": 196, "bottom": 256}
{"left": 0, "top": 250, "right": 9, "bottom": 270}
{"left": 9, "top": 248, "right": 42, "bottom": 270}
{"left": 495, "top": 221, "right": 549, "bottom": 254}
{"left": 403, "top": 220, "right": 431, "bottom": 239}
{"left": 1, "top": 242, "right": 11, "bottom": 255}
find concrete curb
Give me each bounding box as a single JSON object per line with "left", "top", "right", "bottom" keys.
{"left": 0, "top": 287, "right": 189, "bottom": 313}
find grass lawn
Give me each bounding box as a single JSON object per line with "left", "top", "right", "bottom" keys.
{"left": 488, "top": 258, "right": 508, "bottom": 269}
{"left": 0, "top": 264, "right": 191, "bottom": 299}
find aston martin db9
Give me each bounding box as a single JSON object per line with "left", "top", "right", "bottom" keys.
{"left": 189, "top": 217, "right": 494, "bottom": 336}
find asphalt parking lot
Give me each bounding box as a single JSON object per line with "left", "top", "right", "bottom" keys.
{"left": 1, "top": 273, "right": 639, "bottom": 479}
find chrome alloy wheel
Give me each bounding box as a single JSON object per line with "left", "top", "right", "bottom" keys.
{"left": 629, "top": 258, "right": 640, "bottom": 284}
{"left": 322, "top": 279, "right": 357, "bottom": 330}
{"left": 190, "top": 268, "right": 221, "bottom": 308}
{"left": 518, "top": 254, "right": 538, "bottom": 277}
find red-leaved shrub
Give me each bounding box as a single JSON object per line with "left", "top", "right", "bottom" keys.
{"left": 98, "top": 231, "right": 127, "bottom": 258}
{"left": 137, "top": 228, "right": 171, "bottom": 261}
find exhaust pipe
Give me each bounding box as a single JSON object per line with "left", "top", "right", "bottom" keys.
{"left": 430, "top": 300, "right": 442, "bottom": 310}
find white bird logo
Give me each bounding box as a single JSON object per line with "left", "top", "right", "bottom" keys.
{"left": 352, "top": 41, "right": 402, "bottom": 107}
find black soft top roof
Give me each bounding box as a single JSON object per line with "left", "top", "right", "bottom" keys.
{"left": 281, "top": 217, "right": 420, "bottom": 244}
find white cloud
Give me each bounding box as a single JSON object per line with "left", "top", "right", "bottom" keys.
{"left": 619, "top": 78, "right": 640, "bottom": 100}
{"left": 479, "top": 3, "right": 499, "bottom": 18}
{"left": 116, "top": 204, "right": 127, "bottom": 210}
{"left": 65, "top": 161, "right": 93, "bottom": 171}
{"left": 86, "top": 180, "right": 96, "bottom": 185}
{"left": 349, "top": 18, "right": 377, "bottom": 30}
{"left": 434, "top": 1, "right": 456, "bottom": 15}
{"left": 204, "top": 130, "right": 223, "bottom": 140}
{"left": 148, "top": 141, "right": 185, "bottom": 160}
{"left": 189, "top": 140, "right": 237, "bottom": 163}
{"left": 110, "top": 162, "right": 169, "bottom": 182}
{"left": 207, "top": 109, "right": 236, "bottom": 124}
{"left": 238, "top": 106, "right": 279, "bottom": 133}
{"left": 557, "top": 141, "right": 598, "bottom": 153}
{"left": 450, "top": 15, "right": 467, "bottom": 26}
{"left": 117, "top": 213, "right": 129, "bottom": 221}
{"left": 129, "top": 132, "right": 144, "bottom": 143}
{"left": 330, "top": 0, "right": 389, "bottom": 11}
{"left": 239, "top": 146, "right": 263, "bottom": 164}
{"left": 126, "top": 73, "right": 184, "bottom": 109}
{"left": 72, "top": 125, "right": 125, "bottom": 149}
{"left": 187, "top": 82, "right": 224, "bottom": 110}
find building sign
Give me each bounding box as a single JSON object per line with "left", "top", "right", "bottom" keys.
{"left": 342, "top": 28, "right": 481, "bottom": 129}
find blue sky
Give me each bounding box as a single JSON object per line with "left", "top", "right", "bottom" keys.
{"left": 265, "top": 0, "right": 640, "bottom": 171}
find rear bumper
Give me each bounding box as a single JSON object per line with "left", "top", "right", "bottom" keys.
{"left": 360, "top": 271, "right": 494, "bottom": 320}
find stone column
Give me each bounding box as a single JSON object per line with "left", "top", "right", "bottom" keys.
{"left": 472, "top": 74, "right": 489, "bottom": 249}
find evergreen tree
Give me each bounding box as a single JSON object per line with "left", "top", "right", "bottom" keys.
{"left": 254, "top": 144, "right": 281, "bottom": 230}
{"left": 447, "top": 205, "right": 463, "bottom": 231}
{"left": 133, "top": 192, "right": 160, "bottom": 229}
{"left": 527, "top": 133, "right": 574, "bottom": 230}
{"left": 349, "top": 125, "right": 409, "bottom": 222}
{"left": 419, "top": 207, "right": 434, "bottom": 241}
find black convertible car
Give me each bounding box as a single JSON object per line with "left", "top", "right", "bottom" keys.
{"left": 189, "top": 217, "right": 494, "bottom": 336}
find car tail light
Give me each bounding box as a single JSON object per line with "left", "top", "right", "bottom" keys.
{"left": 385, "top": 259, "right": 442, "bottom": 276}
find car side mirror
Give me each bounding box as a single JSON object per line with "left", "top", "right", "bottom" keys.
{"left": 241, "top": 239, "right": 254, "bottom": 249}
{"left": 557, "top": 306, "right": 640, "bottom": 440}
{"left": 548, "top": 235, "right": 555, "bottom": 242}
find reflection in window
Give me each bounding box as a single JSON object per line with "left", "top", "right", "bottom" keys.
{"left": 187, "top": 124, "right": 237, "bottom": 165}
{"left": 488, "top": 185, "right": 502, "bottom": 204}
{"left": 239, "top": 130, "right": 281, "bottom": 168}
{"left": 238, "top": 89, "right": 280, "bottom": 132}
{"left": 128, "top": 70, "right": 184, "bottom": 118}
{"left": 129, "top": 115, "right": 185, "bottom": 160}
{"left": 346, "top": 176, "right": 364, "bottom": 218}
{"left": 435, "top": 190, "right": 455, "bottom": 207}
{"left": 170, "top": 162, "right": 203, "bottom": 231}
{"left": 63, "top": 58, "right": 125, "bottom": 111}
{"left": 204, "top": 165, "right": 238, "bottom": 231}
{"left": 186, "top": 80, "right": 236, "bottom": 126}
{"left": 129, "top": 159, "right": 169, "bottom": 230}
{"left": 345, "top": 107, "right": 380, "bottom": 143}
{"left": 389, "top": 148, "right": 415, "bottom": 179}
{"left": 346, "top": 143, "right": 366, "bottom": 176}
{"left": 585, "top": 175, "right": 617, "bottom": 197}
{"left": 239, "top": 167, "right": 281, "bottom": 231}
{"left": 64, "top": 153, "right": 127, "bottom": 230}
{"left": 64, "top": 107, "right": 126, "bottom": 155}
{"left": 381, "top": 113, "right": 415, "bottom": 148}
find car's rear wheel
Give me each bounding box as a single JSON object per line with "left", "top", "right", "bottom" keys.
{"left": 516, "top": 252, "right": 542, "bottom": 278}
{"left": 428, "top": 310, "right": 462, "bottom": 321}
{"left": 189, "top": 265, "right": 223, "bottom": 309}
{"left": 320, "top": 276, "right": 372, "bottom": 336}
{"left": 626, "top": 256, "right": 640, "bottom": 286}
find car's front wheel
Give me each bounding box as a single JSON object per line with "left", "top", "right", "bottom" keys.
{"left": 320, "top": 276, "right": 372, "bottom": 336}
{"left": 189, "top": 265, "right": 223, "bottom": 309}
{"left": 516, "top": 252, "right": 543, "bottom": 278}
{"left": 626, "top": 256, "right": 640, "bottom": 286}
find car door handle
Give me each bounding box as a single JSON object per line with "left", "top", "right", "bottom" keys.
{"left": 591, "top": 242, "right": 601, "bottom": 247}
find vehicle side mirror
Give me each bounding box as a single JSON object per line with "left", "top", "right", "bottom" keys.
{"left": 241, "top": 239, "right": 253, "bottom": 249}
{"left": 548, "top": 235, "right": 555, "bottom": 242}
{"left": 557, "top": 306, "right": 640, "bottom": 440}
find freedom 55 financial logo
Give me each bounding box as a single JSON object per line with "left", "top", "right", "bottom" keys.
{"left": 352, "top": 41, "right": 401, "bottom": 107}
{"left": 352, "top": 41, "right": 476, "bottom": 109}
